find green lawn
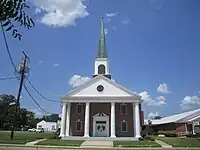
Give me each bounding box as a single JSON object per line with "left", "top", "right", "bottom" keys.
{"left": 38, "top": 139, "right": 84, "bottom": 146}
{"left": 114, "top": 141, "right": 160, "bottom": 147}
{"left": 0, "top": 131, "right": 54, "bottom": 144}
{"left": 157, "top": 137, "right": 200, "bottom": 147}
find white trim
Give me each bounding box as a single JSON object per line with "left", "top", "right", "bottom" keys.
{"left": 121, "top": 120, "right": 128, "bottom": 132}
{"left": 93, "top": 113, "right": 109, "bottom": 137}
{"left": 76, "top": 103, "right": 83, "bottom": 114}
{"left": 62, "top": 97, "right": 141, "bottom": 103}
{"left": 76, "top": 120, "right": 83, "bottom": 132}
{"left": 120, "top": 104, "right": 127, "bottom": 115}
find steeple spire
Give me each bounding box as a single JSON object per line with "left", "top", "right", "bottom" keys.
{"left": 97, "top": 17, "right": 107, "bottom": 58}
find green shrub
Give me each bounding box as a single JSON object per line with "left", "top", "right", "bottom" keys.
{"left": 164, "top": 133, "right": 177, "bottom": 137}
{"left": 186, "top": 134, "right": 198, "bottom": 138}
{"left": 144, "top": 136, "right": 155, "bottom": 141}
{"left": 139, "top": 137, "right": 145, "bottom": 141}
{"left": 152, "top": 132, "right": 159, "bottom": 136}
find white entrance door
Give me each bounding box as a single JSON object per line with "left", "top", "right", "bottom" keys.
{"left": 93, "top": 113, "right": 109, "bottom": 137}
{"left": 95, "top": 121, "right": 107, "bottom": 137}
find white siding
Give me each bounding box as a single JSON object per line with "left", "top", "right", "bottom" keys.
{"left": 36, "top": 120, "right": 58, "bottom": 132}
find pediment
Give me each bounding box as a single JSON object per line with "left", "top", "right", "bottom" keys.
{"left": 62, "top": 75, "right": 139, "bottom": 98}
{"left": 93, "top": 113, "right": 108, "bottom": 117}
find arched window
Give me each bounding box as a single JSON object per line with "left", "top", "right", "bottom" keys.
{"left": 98, "top": 65, "right": 105, "bottom": 74}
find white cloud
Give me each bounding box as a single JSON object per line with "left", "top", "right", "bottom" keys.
{"left": 150, "top": 0, "right": 165, "bottom": 10}
{"left": 157, "top": 83, "right": 170, "bottom": 94}
{"left": 106, "top": 12, "right": 118, "bottom": 17}
{"left": 122, "top": 20, "right": 130, "bottom": 24}
{"left": 156, "top": 96, "right": 167, "bottom": 105}
{"left": 69, "top": 74, "right": 90, "bottom": 88}
{"left": 139, "top": 91, "right": 167, "bottom": 106}
{"left": 180, "top": 96, "right": 200, "bottom": 111}
{"left": 52, "top": 63, "right": 60, "bottom": 67}
{"left": 32, "top": 0, "right": 89, "bottom": 27}
{"left": 139, "top": 91, "right": 153, "bottom": 104}
{"left": 148, "top": 112, "right": 159, "bottom": 119}
{"left": 105, "top": 28, "right": 108, "bottom": 35}
{"left": 35, "top": 8, "right": 42, "bottom": 14}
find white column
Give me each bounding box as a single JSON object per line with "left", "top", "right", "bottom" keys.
{"left": 65, "top": 103, "right": 71, "bottom": 137}
{"left": 110, "top": 102, "right": 116, "bottom": 137}
{"left": 133, "top": 102, "right": 141, "bottom": 138}
{"left": 84, "top": 102, "right": 90, "bottom": 137}
{"left": 59, "top": 104, "right": 66, "bottom": 137}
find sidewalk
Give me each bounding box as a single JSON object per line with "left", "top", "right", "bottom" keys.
{"left": 155, "top": 139, "right": 173, "bottom": 148}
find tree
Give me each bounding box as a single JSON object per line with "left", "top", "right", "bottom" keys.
{"left": 42, "top": 114, "right": 60, "bottom": 122}
{"left": 0, "top": 0, "right": 35, "bottom": 40}
{"left": 0, "top": 94, "right": 16, "bottom": 129}
{"left": 0, "top": 94, "right": 40, "bottom": 130}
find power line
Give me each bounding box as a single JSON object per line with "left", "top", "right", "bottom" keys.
{"left": 23, "top": 84, "right": 50, "bottom": 115}
{"left": 0, "top": 76, "right": 19, "bottom": 81}
{"left": 0, "top": 21, "right": 18, "bottom": 73}
{"left": 25, "top": 77, "right": 60, "bottom": 103}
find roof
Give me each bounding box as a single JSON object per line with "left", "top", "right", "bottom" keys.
{"left": 61, "top": 75, "right": 140, "bottom": 99}
{"left": 146, "top": 108, "right": 200, "bottom": 125}
{"left": 37, "top": 120, "right": 57, "bottom": 124}
{"left": 97, "top": 17, "right": 107, "bottom": 58}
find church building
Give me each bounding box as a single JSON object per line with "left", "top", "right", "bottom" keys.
{"left": 60, "top": 17, "right": 144, "bottom": 139}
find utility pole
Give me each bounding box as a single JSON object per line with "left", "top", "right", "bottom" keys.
{"left": 10, "top": 51, "right": 29, "bottom": 140}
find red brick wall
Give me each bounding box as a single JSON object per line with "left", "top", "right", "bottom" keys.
{"left": 70, "top": 103, "right": 85, "bottom": 136}
{"left": 115, "top": 103, "right": 134, "bottom": 137}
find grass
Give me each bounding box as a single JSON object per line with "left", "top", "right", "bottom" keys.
{"left": 157, "top": 137, "right": 200, "bottom": 147}
{"left": 0, "top": 131, "right": 54, "bottom": 144}
{"left": 113, "top": 141, "right": 160, "bottom": 147}
{"left": 38, "top": 139, "right": 84, "bottom": 146}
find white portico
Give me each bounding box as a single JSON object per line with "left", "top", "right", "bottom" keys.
{"left": 59, "top": 17, "right": 143, "bottom": 139}
{"left": 60, "top": 75, "right": 143, "bottom": 139}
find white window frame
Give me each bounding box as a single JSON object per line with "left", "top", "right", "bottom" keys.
{"left": 121, "top": 120, "right": 128, "bottom": 132}
{"left": 76, "top": 120, "right": 82, "bottom": 132}
{"left": 120, "top": 103, "right": 127, "bottom": 115}
{"left": 76, "top": 103, "right": 82, "bottom": 114}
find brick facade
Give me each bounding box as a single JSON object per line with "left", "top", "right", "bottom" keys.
{"left": 69, "top": 103, "right": 144, "bottom": 137}
{"left": 153, "top": 123, "right": 193, "bottom": 136}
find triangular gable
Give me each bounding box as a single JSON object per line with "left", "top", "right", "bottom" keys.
{"left": 62, "top": 75, "right": 139, "bottom": 98}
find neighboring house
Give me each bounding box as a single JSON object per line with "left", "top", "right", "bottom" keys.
{"left": 59, "top": 17, "right": 144, "bottom": 139}
{"left": 36, "top": 120, "right": 58, "bottom": 132}
{"left": 144, "top": 108, "right": 200, "bottom": 136}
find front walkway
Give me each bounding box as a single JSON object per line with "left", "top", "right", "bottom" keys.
{"left": 80, "top": 140, "right": 113, "bottom": 148}
{"left": 25, "top": 138, "right": 46, "bottom": 146}
{"left": 155, "top": 139, "right": 173, "bottom": 148}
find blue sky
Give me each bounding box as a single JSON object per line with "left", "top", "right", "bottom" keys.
{"left": 0, "top": 0, "right": 200, "bottom": 118}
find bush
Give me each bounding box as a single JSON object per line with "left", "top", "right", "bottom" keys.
{"left": 186, "top": 134, "right": 198, "bottom": 138}
{"left": 139, "top": 136, "right": 155, "bottom": 141}
{"left": 152, "top": 132, "right": 159, "bottom": 136}
{"left": 164, "top": 133, "right": 177, "bottom": 137}
{"left": 139, "top": 137, "right": 145, "bottom": 141}
{"left": 144, "top": 136, "right": 155, "bottom": 141}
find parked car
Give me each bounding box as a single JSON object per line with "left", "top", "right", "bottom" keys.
{"left": 28, "top": 128, "right": 36, "bottom": 132}
{"left": 36, "top": 128, "right": 44, "bottom": 133}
